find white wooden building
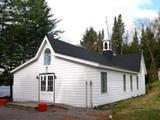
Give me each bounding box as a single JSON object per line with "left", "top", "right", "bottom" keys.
{"left": 11, "top": 36, "right": 147, "bottom": 107}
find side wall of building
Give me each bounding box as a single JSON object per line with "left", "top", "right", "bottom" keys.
{"left": 92, "top": 69, "right": 145, "bottom": 107}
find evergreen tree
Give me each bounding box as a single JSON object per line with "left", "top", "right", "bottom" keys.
{"left": 96, "top": 30, "right": 104, "bottom": 53}
{"left": 140, "top": 27, "right": 158, "bottom": 81}
{"left": 130, "top": 29, "right": 141, "bottom": 53}
{"left": 0, "top": 0, "right": 60, "bottom": 70}
{"left": 153, "top": 14, "right": 160, "bottom": 69}
{"left": 111, "top": 17, "right": 118, "bottom": 53}
{"left": 133, "top": 29, "right": 139, "bottom": 44}
{"left": 80, "top": 27, "right": 97, "bottom": 51}
{"left": 0, "top": 0, "right": 8, "bottom": 66}
{"left": 122, "top": 34, "right": 130, "bottom": 54}
{"left": 0, "top": 0, "right": 61, "bottom": 88}
{"left": 80, "top": 27, "right": 104, "bottom": 53}
{"left": 111, "top": 14, "right": 125, "bottom": 54}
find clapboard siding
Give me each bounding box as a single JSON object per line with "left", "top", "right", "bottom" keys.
{"left": 13, "top": 42, "right": 98, "bottom": 107}
{"left": 13, "top": 60, "right": 39, "bottom": 101}
{"left": 92, "top": 68, "right": 145, "bottom": 106}
{"left": 13, "top": 40, "right": 146, "bottom": 107}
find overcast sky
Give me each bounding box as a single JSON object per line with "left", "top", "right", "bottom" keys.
{"left": 47, "top": 0, "right": 160, "bottom": 45}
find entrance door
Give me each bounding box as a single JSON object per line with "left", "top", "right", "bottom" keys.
{"left": 40, "top": 74, "right": 55, "bottom": 102}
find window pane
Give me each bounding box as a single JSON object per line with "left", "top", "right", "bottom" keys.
{"left": 48, "top": 76, "right": 53, "bottom": 91}
{"left": 101, "top": 72, "right": 107, "bottom": 93}
{"left": 41, "top": 76, "right": 46, "bottom": 91}
{"left": 105, "top": 43, "right": 108, "bottom": 49}
{"left": 130, "top": 75, "right": 133, "bottom": 91}
{"left": 123, "top": 75, "right": 126, "bottom": 91}
{"left": 136, "top": 76, "right": 139, "bottom": 90}
{"left": 44, "top": 48, "right": 51, "bottom": 65}
{"left": 48, "top": 55, "right": 51, "bottom": 65}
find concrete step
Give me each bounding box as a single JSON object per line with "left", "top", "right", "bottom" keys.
{"left": 7, "top": 102, "right": 73, "bottom": 112}
{"left": 7, "top": 102, "right": 37, "bottom": 111}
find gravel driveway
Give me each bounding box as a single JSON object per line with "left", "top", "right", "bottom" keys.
{"left": 0, "top": 106, "right": 110, "bottom": 120}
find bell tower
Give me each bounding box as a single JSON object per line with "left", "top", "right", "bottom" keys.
{"left": 102, "top": 39, "right": 113, "bottom": 56}
{"left": 102, "top": 17, "right": 113, "bottom": 56}
{"left": 103, "top": 39, "right": 112, "bottom": 51}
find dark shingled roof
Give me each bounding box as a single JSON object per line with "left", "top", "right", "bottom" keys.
{"left": 48, "top": 36, "right": 141, "bottom": 72}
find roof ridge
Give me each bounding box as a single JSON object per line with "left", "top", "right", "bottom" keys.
{"left": 47, "top": 36, "right": 141, "bottom": 72}
{"left": 47, "top": 36, "right": 102, "bottom": 56}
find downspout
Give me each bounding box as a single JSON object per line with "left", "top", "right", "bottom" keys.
{"left": 90, "top": 81, "right": 93, "bottom": 108}
{"left": 85, "top": 81, "right": 88, "bottom": 108}
{"left": 53, "top": 76, "right": 54, "bottom": 103}
{"left": 53, "top": 74, "right": 56, "bottom": 103}
{"left": 37, "top": 75, "right": 40, "bottom": 102}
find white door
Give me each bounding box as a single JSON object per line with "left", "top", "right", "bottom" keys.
{"left": 40, "top": 74, "right": 55, "bottom": 102}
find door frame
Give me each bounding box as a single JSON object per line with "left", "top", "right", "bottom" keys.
{"left": 38, "top": 73, "right": 56, "bottom": 103}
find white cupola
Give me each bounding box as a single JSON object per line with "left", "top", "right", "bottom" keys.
{"left": 102, "top": 17, "right": 113, "bottom": 56}
{"left": 103, "top": 39, "right": 112, "bottom": 51}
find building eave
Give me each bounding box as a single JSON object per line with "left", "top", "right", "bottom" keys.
{"left": 11, "top": 36, "right": 140, "bottom": 74}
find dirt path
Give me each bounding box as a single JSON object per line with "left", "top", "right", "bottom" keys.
{"left": 0, "top": 106, "right": 111, "bottom": 120}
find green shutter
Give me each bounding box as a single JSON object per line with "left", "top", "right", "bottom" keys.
{"left": 130, "top": 75, "right": 133, "bottom": 91}
{"left": 101, "top": 72, "right": 104, "bottom": 92}
{"left": 101, "top": 72, "right": 107, "bottom": 93}
{"left": 123, "top": 75, "right": 126, "bottom": 91}
{"left": 136, "top": 76, "right": 139, "bottom": 90}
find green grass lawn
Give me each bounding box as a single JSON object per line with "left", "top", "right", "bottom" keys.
{"left": 97, "top": 81, "right": 160, "bottom": 120}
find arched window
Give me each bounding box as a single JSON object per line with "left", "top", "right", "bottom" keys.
{"left": 44, "top": 48, "right": 51, "bottom": 65}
